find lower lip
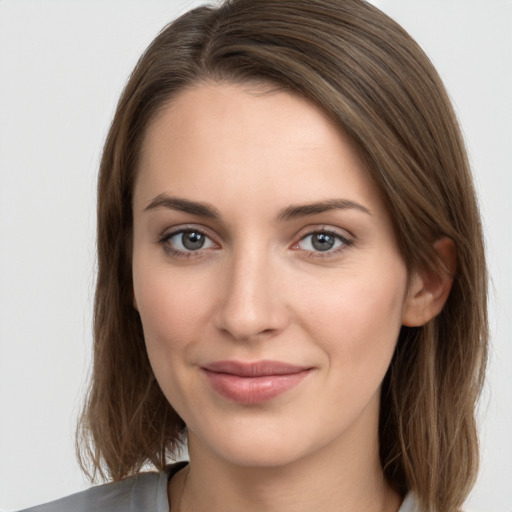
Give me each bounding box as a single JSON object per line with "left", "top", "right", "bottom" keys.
{"left": 202, "top": 369, "right": 311, "bottom": 405}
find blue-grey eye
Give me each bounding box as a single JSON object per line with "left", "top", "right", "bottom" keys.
{"left": 298, "top": 232, "right": 345, "bottom": 252}
{"left": 167, "top": 230, "right": 215, "bottom": 251}
{"left": 182, "top": 231, "right": 204, "bottom": 250}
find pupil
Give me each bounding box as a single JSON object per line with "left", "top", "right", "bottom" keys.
{"left": 312, "top": 233, "right": 335, "bottom": 251}
{"left": 182, "top": 231, "right": 205, "bottom": 250}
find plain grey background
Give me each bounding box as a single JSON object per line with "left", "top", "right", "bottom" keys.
{"left": 0, "top": 1, "right": 511, "bottom": 510}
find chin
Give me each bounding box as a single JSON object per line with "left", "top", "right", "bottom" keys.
{"left": 187, "top": 415, "right": 342, "bottom": 470}
{"left": 213, "top": 440, "right": 311, "bottom": 469}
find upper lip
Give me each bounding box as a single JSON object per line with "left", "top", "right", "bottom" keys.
{"left": 202, "top": 360, "right": 311, "bottom": 377}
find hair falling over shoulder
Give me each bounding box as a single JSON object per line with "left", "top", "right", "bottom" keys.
{"left": 76, "top": 1, "right": 488, "bottom": 510}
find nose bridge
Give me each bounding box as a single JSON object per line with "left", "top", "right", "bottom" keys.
{"left": 215, "top": 241, "right": 287, "bottom": 340}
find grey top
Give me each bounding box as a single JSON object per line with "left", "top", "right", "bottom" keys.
{"left": 18, "top": 461, "right": 421, "bottom": 511}
{"left": 16, "top": 462, "right": 188, "bottom": 512}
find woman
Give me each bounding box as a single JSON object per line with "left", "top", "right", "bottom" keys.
{"left": 20, "top": 0, "right": 488, "bottom": 511}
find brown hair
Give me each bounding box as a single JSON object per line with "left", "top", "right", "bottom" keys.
{"left": 77, "top": 1, "right": 488, "bottom": 510}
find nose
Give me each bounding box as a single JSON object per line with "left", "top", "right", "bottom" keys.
{"left": 214, "top": 248, "right": 290, "bottom": 341}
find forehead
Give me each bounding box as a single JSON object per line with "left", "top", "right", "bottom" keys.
{"left": 134, "top": 81, "right": 385, "bottom": 217}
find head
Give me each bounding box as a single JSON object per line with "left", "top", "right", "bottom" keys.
{"left": 77, "top": 1, "right": 488, "bottom": 511}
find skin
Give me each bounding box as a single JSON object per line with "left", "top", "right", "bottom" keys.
{"left": 132, "top": 82, "right": 452, "bottom": 512}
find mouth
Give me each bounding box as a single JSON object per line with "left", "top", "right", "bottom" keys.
{"left": 201, "top": 360, "right": 313, "bottom": 405}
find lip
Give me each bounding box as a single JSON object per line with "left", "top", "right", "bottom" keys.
{"left": 201, "top": 360, "right": 313, "bottom": 404}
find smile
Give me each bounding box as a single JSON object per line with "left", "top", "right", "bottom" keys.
{"left": 201, "top": 360, "right": 313, "bottom": 405}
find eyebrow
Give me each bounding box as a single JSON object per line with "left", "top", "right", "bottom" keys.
{"left": 276, "top": 199, "right": 371, "bottom": 221}
{"left": 144, "top": 194, "right": 371, "bottom": 221}
{"left": 144, "top": 194, "right": 220, "bottom": 218}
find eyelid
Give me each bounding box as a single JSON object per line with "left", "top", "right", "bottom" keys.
{"left": 156, "top": 223, "right": 354, "bottom": 259}
{"left": 290, "top": 225, "right": 354, "bottom": 254}
{"left": 159, "top": 223, "right": 218, "bottom": 241}
{"left": 158, "top": 224, "right": 221, "bottom": 257}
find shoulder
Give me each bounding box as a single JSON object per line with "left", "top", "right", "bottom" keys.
{"left": 16, "top": 463, "right": 187, "bottom": 512}
{"left": 398, "top": 491, "right": 422, "bottom": 512}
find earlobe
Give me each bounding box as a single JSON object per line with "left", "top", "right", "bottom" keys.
{"left": 402, "top": 237, "right": 456, "bottom": 327}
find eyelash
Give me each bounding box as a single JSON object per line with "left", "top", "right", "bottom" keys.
{"left": 158, "top": 226, "right": 354, "bottom": 259}
{"left": 158, "top": 226, "right": 217, "bottom": 259}
{"left": 292, "top": 229, "right": 354, "bottom": 258}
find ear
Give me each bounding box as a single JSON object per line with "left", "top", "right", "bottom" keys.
{"left": 402, "top": 237, "right": 456, "bottom": 327}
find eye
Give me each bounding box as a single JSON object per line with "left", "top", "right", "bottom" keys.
{"left": 296, "top": 231, "right": 351, "bottom": 253}
{"left": 161, "top": 228, "right": 217, "bottom": 254}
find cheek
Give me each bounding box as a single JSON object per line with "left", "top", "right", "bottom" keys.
{"left": 299, "top": 263, "right": 407, "bottom": 378}
{"left": 132, "top": 263, "right": 217, "bottom": 412}
{"left": 134, "top": 268, "right": 211, "bottom": 348}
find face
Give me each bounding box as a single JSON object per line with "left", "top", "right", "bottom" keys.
{"left": 132, "top": 82, "right": 413, "bottom": 468}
